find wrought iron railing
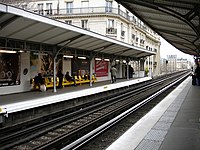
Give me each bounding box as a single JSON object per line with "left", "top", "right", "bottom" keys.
{"left": 106, "top": 28, "right": 117, "bottom": 34}
{"left": 32, "top": 7, "right": 146, "bottom": 30}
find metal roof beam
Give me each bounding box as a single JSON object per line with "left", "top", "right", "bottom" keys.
{"left": 82, "top": 40, "right": 107, "bottom": 50}
{"left": 114, "top": 48, "right": 131, "bottom": 55}
{"left": 67, "top": 36, "right": 97, "bottom": 47}
{"left": 0, "top": 15, "right": 19, "bottom": 30}
{"left": 95, "top": 43, "right": 116, "bottom": 52}
{"left": 26, "top": 26, "right": 56, "bottom": 40}
{"left": 41, "top": 30, "right": 72, "bottom": 43}
{"left": 56, "top": 34, "right": 85, "bottom": 45}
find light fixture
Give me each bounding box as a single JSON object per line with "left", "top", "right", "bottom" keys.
{"left": 95, "top": 58, "right": 101, "bottom": 60}
{"left": 33, "top": 52, "right": 48, "bottom": 56}
{"left": 123, "top": 60, "right": 126, "bottom": 63}
{"left": 0, "top": 50, "right": 17, "bottom": 53}
{"left": 104, "top": 59, "right": 110, "bottom": 61}
{"left": 64, "top": 55, "right": 73, "bottom": 58}
{"left": 78, "top": 56, "right": 86, "bottom": 59}
{"left": 116, "top": 59, "right": 120, "bottom": 62}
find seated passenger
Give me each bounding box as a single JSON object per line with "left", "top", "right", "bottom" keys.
{"left": 65, "top": 71, "right": 76, "bottom": 86}
{"left": 34, "top": 73, "right": 45, "bottom": 91}
{"left": 83, "top": 72, "right": 90, "bottom": 80}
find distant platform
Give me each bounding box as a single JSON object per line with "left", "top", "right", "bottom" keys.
{"left": 0, "top": 77, "right": 151, "bottom": 115}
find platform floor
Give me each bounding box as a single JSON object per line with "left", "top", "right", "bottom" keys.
{"left": 0, "top": 78, "right": 142, "bottom": 105}
{"left": 107, "top": 76, "right": 200, "bottom": 150}
{"left": 0, "top": 77, "right": 151, "bottom": 114}
{"left": 0, "top": 80, "right": 111, "bottom": 105}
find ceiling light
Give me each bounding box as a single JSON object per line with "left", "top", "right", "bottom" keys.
{"left": 78, "top": 56, "right": 86, "bottom": 59}
{"left": 104, "top": 59, "right": 110, "bottom": 61}
{"left": 0, "top": 50, "right": 17, "bottom": 53}
{"left": 33, "top": 52, "right": 48, "bottom": 56}
{"left": 64, "top": 55, "right": 73, "bottom": 58}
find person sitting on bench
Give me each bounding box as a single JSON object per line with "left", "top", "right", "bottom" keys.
{"left": 65, "top": 71, "right": 76, "bottom": 86}
{"left": 34, "top": 73, "right": 45, "bottom": 91}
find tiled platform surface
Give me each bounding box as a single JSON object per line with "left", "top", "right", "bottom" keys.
{"left": 107, "top": 76, "right": 200, "bottom": 150}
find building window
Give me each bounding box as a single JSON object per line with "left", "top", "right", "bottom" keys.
{"left": 132, "top": 34, "right": 135, "bottom": 39}
{"left": 38, "top": 3, "right": 44, "bottom": 15}
{"left": 65, "top": 20, "right": 72, "bottom": 25}
{"left": 81, "top": 20, "right": 88, "bottom": 29}
{"left": 81, "top": 1, "right": 89, "bottom": 13}
{"left": 66, "top": 2, "right": 73, "bottom": 14}
{"left": 21, "top": 4, "right": 27, "bottom": 9}
{"left": 108, "top": 19, "right": 114, "bottom": 28}
{"left": 106, "top": 1, "right": 112, "bottom": 12}
{"left": 81, "top": 1, "right": 89, "bottom": 7}
{"left": 46, "top": 3, "right": 52, "bottom": 15}
{"left": 140, "top": 39, "right": 145, "bottom": 44}
{"left": 107, "top": 19, "right": 116, "bottom": 34}
{"left": 121, "top": 23, "right": 125, "bottom": 36}
{"left": 136, "top": 37, "right": 139, "bottom": 42}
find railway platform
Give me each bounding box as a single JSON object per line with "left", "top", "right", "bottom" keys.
{"left": 106, "top": 76, "right": 200, "bottom": 150}
{"left": 0, "top": 77, "right": 151, "bottom": 115}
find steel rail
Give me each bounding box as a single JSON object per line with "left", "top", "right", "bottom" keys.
{"left": 0, "top": 71, "right": 189, "bottom": 149}
{"left": 62, "top": 72, "right": 190, "bottom": 150}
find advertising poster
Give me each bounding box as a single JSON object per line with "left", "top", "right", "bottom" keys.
{"left": 0, "top": 53, "right": 20, "bottom": 86}
{"left": 95, "top": 59, "right": 108, "bottom": 77}
{"left": 40, "top": 54, "right": 54, "bottom": 76}
{"left": 30, "top": 53, "right": 63, "bottom": 77}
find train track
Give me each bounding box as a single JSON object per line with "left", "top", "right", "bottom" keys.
{"left": 0, "top": 71, "right": 190, "bottom": 150}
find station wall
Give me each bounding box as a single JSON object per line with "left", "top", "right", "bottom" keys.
{"left": 0, "top": 52, "right": 137, "bottom": 95}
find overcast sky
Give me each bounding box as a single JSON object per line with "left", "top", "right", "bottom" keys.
{"left": 160, "top": 37, "right": 194, "bottom": 62}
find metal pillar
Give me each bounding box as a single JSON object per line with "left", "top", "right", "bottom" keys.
{"left": 53, "top": 57, "right": 57, "bottom": 92}
{"left": 89, "top": 56, "right": 94, "bottom": 86}
{"left": 126, "top": 61, "right": 129, "bottom": 80}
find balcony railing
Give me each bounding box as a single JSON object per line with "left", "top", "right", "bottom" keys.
{"left": 121, "top": 31, "right": 125, "bottom": 37}
{"left": 32, "top": 7, "right": 134, "bottom": 25}
{"left": 106, "top": 28, "right": 117, "bottom": 34}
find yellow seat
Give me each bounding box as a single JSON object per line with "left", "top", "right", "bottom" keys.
{"left": 74, "top": 76, "right": 81, "bottom": 84}
{"left": 63, "top": 78, "right": 74, "bottom": 86}
{"left": 81, "top": 75, "right": 90, "bottom": 84}
{"left": 92, "top": 75, "right": 97, "bottom": 82}
{"left": 44, "top": 77, "right": 53, "bottom": 88}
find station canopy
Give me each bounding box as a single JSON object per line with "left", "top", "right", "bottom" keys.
{"left": 0, "top": 3, "right": 155, "bottom": 59}
{"left": 116, "top": 0, "right": 200, "bottom": 56}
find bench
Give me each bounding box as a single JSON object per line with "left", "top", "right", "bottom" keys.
{"left": 31, "top": 75, "right": 97, "bottom": 90}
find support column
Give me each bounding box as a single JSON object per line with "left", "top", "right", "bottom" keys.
{"left": 89, "top": 54, "right": 94, "bottom": 86}
{"left": 139, "top": 58, "right": 145, "bottom": 77}
{"left": 53, "top": 57, "right": 57, "bottom": 92}
{"left": 119, "top": 61, "right": 123, "bottom": 78}
{"left": 126, "top": 60, "right": 129, "bottom": 80}
{"left": 137, "top": 60, "right": 140, "bottom": 78}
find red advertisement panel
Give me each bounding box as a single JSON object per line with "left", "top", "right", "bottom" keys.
{"left": 95, "top": 60, "right": 108, "bottom": 77}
